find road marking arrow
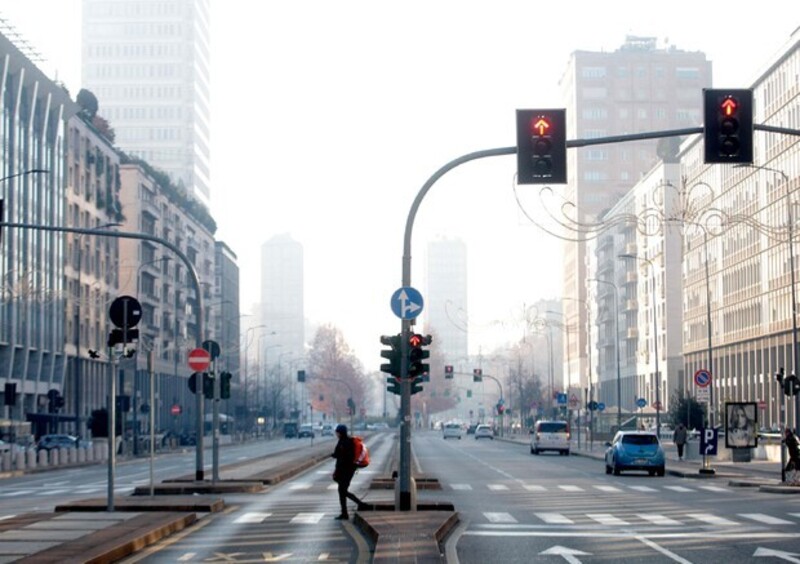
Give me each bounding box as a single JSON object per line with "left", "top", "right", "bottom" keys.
{"left": 754, "top": 548, "right": 800, "bottom": 562}
{"left": 540, "top": 545, "right": 591, "bottom": 564}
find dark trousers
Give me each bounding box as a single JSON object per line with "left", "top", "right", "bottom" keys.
{"left": 676, "top": 443, "right": 685, "bottom": 458}
{"left": 337, "top": 473, "right": 361, "bottom": 515}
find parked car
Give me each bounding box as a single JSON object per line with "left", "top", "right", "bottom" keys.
{"left": 321, "top": 424, "right": 334, "bottom": 436}
{"left": 298, "top": 424, "right": 315, "bottom": 438}
{"left": 36, "top": 434, "right": 78, "bottom": 452}
{"left": 442, "top": 422, "right": 463, "bottom": 440}
{"left": 604, "top": 430, "right": 665, "bottom": 476}
{"left": 283, "top": 422, "right": 299, "bottom": 439}
{"left": 530, "top": 420, "right": 570, "bottom": 455}
{"left": 474, "top": 424, "right": 494, "bottom": 440}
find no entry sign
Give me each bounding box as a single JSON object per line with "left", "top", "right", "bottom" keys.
{"left": 188, "top": 348, "right": 211, "bottom": 371}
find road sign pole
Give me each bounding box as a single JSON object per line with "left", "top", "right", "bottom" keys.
{"left": 196, "top": 360, "right": 204, "bottom": 481}
{"left": 212, "top": 358, "right": 220, "bottom": 483}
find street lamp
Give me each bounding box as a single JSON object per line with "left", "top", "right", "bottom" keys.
{"left": 619, "top": 253, "right": 661, "bottom": 439}
{"left": 589, "top": 277, "right": 622, "bottom": 431}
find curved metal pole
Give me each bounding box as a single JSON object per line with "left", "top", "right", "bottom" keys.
{"left": 0, "top": 222, "right": 207, "bottom": 481}
{"left": 399, "top": 146, "right": 515, "bottom": 510}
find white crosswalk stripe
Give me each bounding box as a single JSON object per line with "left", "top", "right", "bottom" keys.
{"left": 637, "top": 514, "right": 683, "bottom": 526}
{"left": 289, "top": 483, "right": 312, "bottom": 490}
{"left": 594, "top": 485, "right": 622, "bottom": 493}
{"left": 628, "top": 485, "right": 658, "bottom": 492}
{"left": 291, "top": 512, "right": 325, "bottom": 524}
{"left": 739, "top": 513, "right": 795, "bottom": 525}
{"left": 484, "top": 512, "right": 517, "bottom": 523}
{"left": 687, "top": 513, "right": 739, "bottom": 526}
{"left": 523, "top": 485, "right": 547, "bottom": 492}
{"left": 36, "top": 489, "right": 69, "bottom": 496}
{"left": 234, "top": 512, "right": 272, "bottom": 524}
{"left": 587, "top": 513, "right": 629, "bottom": 526}
{"left": 535, "top": 513, "right": 574, "bottom": 524}
{"left": 698, "top": 485, "right": 729, "bottom": 493}
{"left": 327, "top": 484, "right": 338, "bottom": 490}
{"left": 487, "top": 484, "right": 509, "bottom": 491}
{"left": 451, "top": 484, "right": 472, "bottom": 490}
{"left": 0, "top": 491, "right": 31, "bottom": 497}
{"left": 558, "top": 485, "right": 584, "bottom": 492}
{"left": 663, "top": 485, "right": 694, "bottom": 492}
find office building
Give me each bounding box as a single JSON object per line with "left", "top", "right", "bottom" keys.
{"left": 425, "top": 237, "right": 468, "bottom": 365}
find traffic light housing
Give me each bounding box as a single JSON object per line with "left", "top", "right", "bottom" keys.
{"left": 473, "top": 368, "right": 483, "bottom": 383}
{"left": 445, "top": 365, "right": 454, "bottom": 379}
{"left": 703, "top": 89, "right": 753, "bottom": 164}
{"left": 411, "top": 376, "right": 423, "bottom": 395}
{"left": 347, "top": 397, "right": 356, "bottom": 415}
{"left": 387, "top": 377, "right": 401, "bottom": 396}
{"left": 516, "top": 109, "right": 567, "bottom": 184}
{"left": 380, "top": 334, "right": 402, "bottom": 377}
{"left": 408, "top": 333, "right": 432, "bottom": 379}
{"left": 220, "top": 371, "right": 232, "bottom": 399}
{"left": 785, "top": 373, "right": 800, "bottom": 397}
{"left": 297, "top": 370, "right": 306, "bottom": 383}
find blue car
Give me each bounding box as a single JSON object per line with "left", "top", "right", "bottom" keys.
{"left": 604, "top": 431, "right": 665, "bottom": 476}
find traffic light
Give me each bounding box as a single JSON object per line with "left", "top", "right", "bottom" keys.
{"left": 203, "top": 373, "right": 214, "bottom": 399}
{"left": 347, "top": 397, "right": 356, "bottom": 415}
{"left": 473, "top": 368, "right": 483, "bottom": 383}
{"left": 387, "top": 377, "right": 401, "bottom": 396}
{"left": 408, "top": 333, "right": 432, "bottom": 379}
{"left": 445, "top": 365, "right": 454, "bottom": 379}
{"left": 516, "top": 109, "right": 567, "bottom": 184}
{"left": 297, "top": 370, "right": 306, "bottom": 383}
{"left": 380, "top": 334, "right": 402, "bottom": 377}
{"left": 107, "top": 328, "right": 139, "bottom": 347}
{"left": 189, "top": 372, "right": 200, "bottom": 394}
{"left": 703, "top": 89, "right": 753, "bottom": 164}
{"left": 220, "top": 371, "right": 232, "bottom": 399}
{"left": 776, "top": 367, "right": 785, "bottom": 387}
{"left": 411, "top": 376, "right": 423, "bottom": 395}
{"left": 785, "top": 373, "right": 800, "bottom": 397}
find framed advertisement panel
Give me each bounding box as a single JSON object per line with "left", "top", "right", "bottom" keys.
{"left": 725, "top": 402, "right": 758, "bottom": 449}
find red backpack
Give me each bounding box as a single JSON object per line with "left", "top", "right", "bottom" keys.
{"left": 352, "top": 436, "right": 370, "bottom": 468}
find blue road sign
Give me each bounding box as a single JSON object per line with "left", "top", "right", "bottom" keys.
{"left": 597, "top": 402, "right": 606, "bottom": 412}
{"left": 694, "top": 369, "right": 712, "bottom": 388}
{"left": 390, "top": 286, "right": 424, "bottom": 320}
{"left": 556, "top": 393, "right": 568, "bottom": 405}
{"left": 636, "top": 398, "right": 647, "bottom": 409}
{"left": 700, "top": 427, "right": 718, "bottom": 456}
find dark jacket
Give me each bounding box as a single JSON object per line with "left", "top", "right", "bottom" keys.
{"left": 332, "top": 436, "right": 356, "bottom": 480}
{"left": 674, "top": 425, "right": 688, "bottom": 445}
{"left": 787, "top": 431, "right": 800, "bottom": 461}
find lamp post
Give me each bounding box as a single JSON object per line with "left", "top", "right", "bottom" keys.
{"left": 74, "top": 221, "right": 121, "bottom": 443}
{"left": 619, "top": 254, "right": 661, "bottom": 439}
{"left": 590, "top": 277, "right": 622, "bottom": 431}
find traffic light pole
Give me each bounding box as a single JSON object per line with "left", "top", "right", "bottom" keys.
{"left": 0, "top": 222, "right": 207, "bottom": 481}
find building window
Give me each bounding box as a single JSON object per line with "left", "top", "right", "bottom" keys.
{"left": 582, "top": 66, "right": 607, "bottom": 78}
{"left": 676, "top": 67, "right": 701, "bottom": 80}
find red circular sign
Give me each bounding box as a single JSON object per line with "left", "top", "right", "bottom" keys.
{"left": 188, "top": 348, "right": 211, "bottom": 371}
{"left": 653, "top": 401, "right": 663, "bottom": 410}
{"left": 171, "top": 404, "right": 182, "bottom": 416}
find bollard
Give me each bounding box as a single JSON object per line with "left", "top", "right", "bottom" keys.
{"left": 26, "top": 448, "right": 36, "bottom": 470}
{"left": 14, "top": 451, "right": 24, "bottom": 470}
{"left": 38, "top": 449, "right": 48, "bottom": 467}
{"left": 1, "top": 452, "right": 10, "bottom": 472}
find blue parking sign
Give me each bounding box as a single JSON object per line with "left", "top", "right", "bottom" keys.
{"left": 700, "top": 427, "right": 718, "bottom": 456}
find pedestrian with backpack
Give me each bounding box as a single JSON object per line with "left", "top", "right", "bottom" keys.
{"left": 331, "top": 424, "right": 367, "bottom": 520}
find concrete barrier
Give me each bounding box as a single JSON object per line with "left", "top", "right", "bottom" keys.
{"left": 14, "top": 451, "right": 24, "bottom": 470}
{"left": 38, "top": 449, "right": 48, "bottom": 467}
{"left": 26, "top": 449, "right": 36, "bottom": 469}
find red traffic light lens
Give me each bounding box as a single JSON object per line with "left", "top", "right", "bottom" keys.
{"left": 530, "top": 117, "right": 551, "bottom": 136}
{"left": 720, "top": 97, "right": 738, "bottom": 117}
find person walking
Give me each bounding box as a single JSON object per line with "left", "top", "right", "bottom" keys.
{"left": 784, "top": 427, "right": 800, "bottom": 483}
{"left": 331, "top": 423, "right": 366, "bottom": 520}
{"left": 674, "top": 423, "right": 688, "bottom": 461}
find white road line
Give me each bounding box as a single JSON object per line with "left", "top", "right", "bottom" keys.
{"left": 318, "top": 553, "right": 329, "bottom": 560}
{"left": 234, "top": 512, "right": 272, "bottom": 524}
{"left": 535, "top": 513, "right": 574, "bottom": 524}
{"left": 0, "top": 515, "right": 16, "bottom": 521}
{"left": 36, "top": 489, "right": 68, "bottom": 496}
{"left": 636, "top": 535, "right": 694, "bottom": 563}
{"left": 789, "top": 513, "right": 800, "bottom": 520}
{"left": 628, "top": 485, "right": 657, "bottom": 492}
{"left": 739, "top": 513, "right": 795, "bottom": 525}
{"left": 488, "top": 484, "right": 509, "bottom": 491}
{"left": 594, "top": 485, "right": 622, "bottom": 492}
{"left": 0, "top": 491, "right": 31, "bottom": 497}
{"left": 558, "top": 485, "right": 584, "bottom": 492}
{"left": 523, "top": 485, "right": 547, "bottom": 492}
{"left": 484, "top": 512, "right": 517, "bottom": 524}
{"left": 74, "top": 488, "right": 101, "bottom": 494}
{"left": 289, "top": 484, "right": 312, "bottom": 490}
{"left": 637, "top": 514, "right": 683, "bottom": 526}
{"left": 177, "top": 553, "right": 196, "bottom": 561}
{"left": 697, "top": 485, "right": 729, "bottom": 493}
{"left": 327, "top": 484, "right": 338, "bottom": 490}
{"left": 451, "top": 484, "right": 472, "bottom": 490}
{"left": 587, "top": 513, "right": 629, "bottom": 526}
{"left": 686, "top": 513, "right": 738, "bottom": 526}
{"left": 291, "top": 512, "right": 325, "bottom": 524}
{"left": 663, "top": 486, "right": 694, "bottom": 492}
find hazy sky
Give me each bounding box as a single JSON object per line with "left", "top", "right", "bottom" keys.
{"left": 1, "top": 1, "right": 797, "bottom": 369}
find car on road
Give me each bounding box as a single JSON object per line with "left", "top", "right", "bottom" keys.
{"left": 604, "top": 430, "right": 665, "bottom": 476}
{"left": 297, "top": 424, "right": 315, "bottom": 438}
{"left": 283, "top": 422, "right": 299, "bottom": 439}
{"left": 36, "top": 434, "right": 78, "bottom": 452}
{"left": 321, "top": 424, "right": 334, "bottom": 436}
{"left": 442, "top": 422, "right": 463, "bottom": 440}
{"left": 530, "top": 420, "right": 570, "bottom": 455}
{"left": 474, "top": 424, "right": 494, "bottom": 440}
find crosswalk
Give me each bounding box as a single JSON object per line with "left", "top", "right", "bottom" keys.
{"left": 480, "top": 511, "right": 800, "bottom": 527}
{"left": 0, "top": 486, "right": 133, "bottom": 497}
{"left": 449, "top": 482, "right": 733, "bottom": 494}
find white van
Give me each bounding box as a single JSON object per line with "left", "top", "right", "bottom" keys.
{"left": 530, "top": 420, "right": 570, "bottom": 455}
{"left": 443, "top": 422, "right": 463, "bottom": 440}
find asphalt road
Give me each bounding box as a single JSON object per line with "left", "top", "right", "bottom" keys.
{"left": 0, "top": 437, "right": 332, "bottom": 518}
{"left": 122, "top": 433, "right": 395, "bottom": 563}
{"left": 413, "top": 430, "right": 800, "bottom": 563}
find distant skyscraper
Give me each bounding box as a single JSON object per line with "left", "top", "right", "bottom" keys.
{"left": 560, "top": 36, "right": 711, "bottom": 391}
{"left": 425, "top": 237, "right": 468, "bottom": 364}
{"left": 81, "top": 0, "right": 212, "bottom": 205}
{"left": 260, "top": 234, "right": 305, "bottom": 363}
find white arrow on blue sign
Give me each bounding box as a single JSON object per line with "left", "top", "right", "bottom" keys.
{"left": 636, "top": 398, "right": 647, "bottom": 408}
{"left": 390, "top": 286, "right": 424, "bottom": 320}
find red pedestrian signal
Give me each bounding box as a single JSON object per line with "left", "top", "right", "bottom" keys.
{"left": 408, "top": 333, "right": 432, "bottom": 379}
{"left": 703, "top": 89, "right": 753, "bottom": 164}
{"left": 516, "top": 109, "right": 567, "bottom": 184}
{"left": 445, "top": 365, "right": 454, "bottom": 379}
